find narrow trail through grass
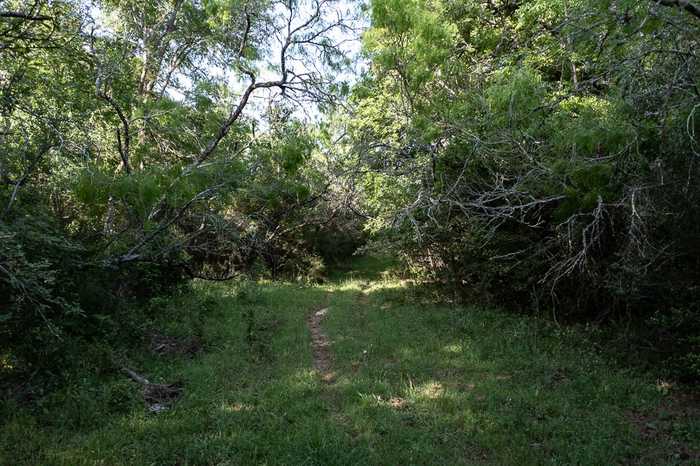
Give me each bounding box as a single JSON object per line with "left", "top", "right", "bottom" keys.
{"left": 307, "top": 304, "right": 334, "bottom": 383}
{"left": 1, "top": 257, "right": 698, "bottom": 465}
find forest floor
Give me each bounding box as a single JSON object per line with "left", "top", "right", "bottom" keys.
{"left": 1, "top": 257, "right": 699, "bottom": 465}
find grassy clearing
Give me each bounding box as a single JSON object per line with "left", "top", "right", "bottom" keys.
{"left": 1, "top": 257, "right": 698, "bottom": 465}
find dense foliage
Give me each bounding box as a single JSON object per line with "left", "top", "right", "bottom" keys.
{"left": 0, "top": 0, "right": 361, "bottom": 374}
{"left": 345, "top": 0, "right": 700, "bottom": 378}
{"left": 1, "top": 0, "right": 699, "bottom": 384}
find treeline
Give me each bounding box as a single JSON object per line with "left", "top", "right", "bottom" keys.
{"left": 0, "top": 0, "right": 362, "bottom": 376}
{"left": 2, "top": 0, "right": 699, "bottom": 386}
{"left": 344, "top": 0, "right": 700, "bottom": 379}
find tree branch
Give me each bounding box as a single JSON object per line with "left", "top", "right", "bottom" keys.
{"left": 97, "top": 90, "right": 132, "bottom": 174}
{"left": 656, "top": 0, "right": 700, "bottom": 20}
{"left": 0, "top": 11, "right": 52, "bottom": 21}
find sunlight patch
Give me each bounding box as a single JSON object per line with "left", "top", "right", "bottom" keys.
{"left": 365, "top": 280, "right": 410, "bottom": 293}
{"left": 287, "top": 369, "right": 322, "bottom": 389}
{"left": 222, "top": 402, "right": 254, "bottom": 413}
{"left": 360, "top": 393, "right": 409, "bottom": 410}
{"left": 0, "top": 354, "right": 14, "bottom": 370}
{"left": 413, "top": 381, "right": 445, "bottom": 400}
{"left": 331, "top": 282, "right": 364, "bottom": 292}
{"left": 442, "top": 344, "right": 462, "bottom": 354}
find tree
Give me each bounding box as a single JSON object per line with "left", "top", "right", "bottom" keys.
{"left": 346, "top": 0, "right": 700, "bottom": 376}
{"left": 0, "top": 0, "right": 362, "bottom": 370}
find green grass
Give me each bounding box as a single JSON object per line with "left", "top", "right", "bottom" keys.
{"left": 1, "top": 256, "right": 698, "bottom": 465}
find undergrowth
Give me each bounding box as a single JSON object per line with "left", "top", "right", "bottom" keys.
{"left": 0, "top": 258, "right": 698, "bottom": 465}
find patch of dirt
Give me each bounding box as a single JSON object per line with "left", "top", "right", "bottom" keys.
{"left": 388, "top": 396, "right": 407, "bottom": 409}
{"left": 307, "top": 306, "right": 335, "bottom": 383}
{"left": 143, "top": 381, "right": 183, "bottom": 413}
{"left": 357, "top": 289, "right": 370, "bottom": 305}
{"left": 149, "top": 333, "right": 202, "bottom": 358}
{"left": 354, "top": 281, "right": 372, "bottom": 304}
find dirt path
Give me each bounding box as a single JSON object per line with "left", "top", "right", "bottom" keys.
{"left": 307, "top": 306, "right": 336, "bottom": 383}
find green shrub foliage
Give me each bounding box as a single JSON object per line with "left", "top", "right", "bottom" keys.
{"left": 348, "top": 0, "right": 700, "bottom": 379}
{"left": 1, "top": 0, "right": 699, "bottom": 384}
{"left": 0, "top": 0, "right": 361, "bottom": 376}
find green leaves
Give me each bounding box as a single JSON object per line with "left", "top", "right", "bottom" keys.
{"left": 348, "top": 0, "right": 700, "bottom": 371}
{"left": 366, "top": 0, "right": 458, "bottom": 91}
{"left": 548, "top": 95, "right": 635, "bottom": 158}
{"left": 484, "top": 66, "right": 546, "bottom": 129}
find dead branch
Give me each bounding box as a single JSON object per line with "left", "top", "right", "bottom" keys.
{"left": 656, "top": 0, "right": 700, "bottom": 20}
{"left": 122, "top": 367, "right": 183, "bottom": 413}
{"left": 0, "top": 12, "right": 52, "bottom": 21}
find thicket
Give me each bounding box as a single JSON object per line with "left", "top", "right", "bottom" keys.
{"left": 2, "top": 0, "right": 700, "bottom": 390}
{"left": 345, "top": 0, "right": 700, "bottom": 380}
{"left": 0, "top": 0, "right": 362, "bottom": 383}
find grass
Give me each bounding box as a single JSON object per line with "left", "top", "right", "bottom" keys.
{"left": 1, "top": 256, "right": 698, "bottom": 465}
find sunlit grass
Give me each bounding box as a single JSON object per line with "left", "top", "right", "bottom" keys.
{"left": 1, "top": 257, "right": 697, "bottom": 465}
{"left": 0, "top": 354, "right": 14, "bottom": 371}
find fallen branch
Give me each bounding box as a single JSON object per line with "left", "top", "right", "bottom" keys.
{"left": 122, "top": 367, "right": 183, "bottom": 413}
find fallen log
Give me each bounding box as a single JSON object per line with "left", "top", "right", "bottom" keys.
{"left": 122, "top": 368, "right": 183, "bottom": 413}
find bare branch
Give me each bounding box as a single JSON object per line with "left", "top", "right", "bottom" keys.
{"left": 97, "top": 90, "right": 132, "bottom": 174}
{"left": 0, "top": 11, "right": 52, "bottom": 21}
{"left": 656, "top": 0, "right": 700, "bottom": 20}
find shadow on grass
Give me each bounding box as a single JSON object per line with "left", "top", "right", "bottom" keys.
{"left": 327, "top": 255, "right": 403, "bottom": 282}
{"left": 0, "top": 264, "right": 694, "bottom": 466}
